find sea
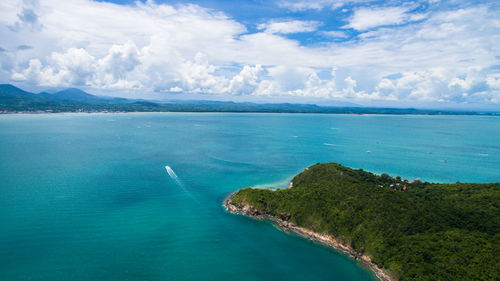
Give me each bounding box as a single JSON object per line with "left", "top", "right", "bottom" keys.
{"left": 0, "top": 113, "right": 499, "bottom": 281}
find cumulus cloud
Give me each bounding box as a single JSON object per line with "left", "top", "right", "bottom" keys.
{"left": 0, "top": 0, "right": 499, "bottom": 106}
{"left": 372, "top": 69, "right": 447, "bottom": 102}
{"left": 12, "top": 48, "right": 94, "bottom": 86}
{"left": 228, "top": 65, "right": 264, "bottom": 95}
{"left": 11, "top": 58, "right": 43, "bottom": 83}
{"left": 290, "top": 69, "right": 336, "bottom": 98}
{"left": 369, "top": 67, "right": 500, "bottom": 104}
{"left": 178, "top": 53, "right": 227, "bottom": 94}
{"left": 95, "top": 41, "right": 141, "bottom": 88}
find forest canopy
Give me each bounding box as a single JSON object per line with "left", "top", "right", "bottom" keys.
{"left": 231, "top": 163, "right": 500, "bottom": 281}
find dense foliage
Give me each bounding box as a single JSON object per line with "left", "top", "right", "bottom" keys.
{"left": 231, "top": 163, "right": 500, "bottom": 280}
{"left": 2, "top": 84, "right": 499, "bottom": 115}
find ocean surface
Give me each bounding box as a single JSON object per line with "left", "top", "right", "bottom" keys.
{"left": 0, "top": 113, "right": 499, "bottom": 281}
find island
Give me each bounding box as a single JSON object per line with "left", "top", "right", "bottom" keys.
{"left": 224, "top": 163, "right": 499, "bottom": 281}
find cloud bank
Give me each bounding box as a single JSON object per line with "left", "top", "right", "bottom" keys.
{"left": 0, "top": 0, "right": 499, "bottom": 106}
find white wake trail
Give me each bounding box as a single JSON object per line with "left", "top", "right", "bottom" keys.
{"left": 165, "top": 165, "right": 199, "bottom": 203}
{"left": 165, "top": 165, "right": 178, "bottom": 179}
{"left": 165, "top": 165, "right": 182, "bottom": 186}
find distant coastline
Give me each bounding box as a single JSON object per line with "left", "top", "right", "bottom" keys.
{"left": 2, "top": 110, "right": 500, "bottom": 116}
{"left": 1, "top": 84, "right": 499, "bottom": 116}
{"left": 2, "top": 108, "right": 499, "bottom": 116}
{"left": 224, "top": 191, "right": 393, "bottom": 281}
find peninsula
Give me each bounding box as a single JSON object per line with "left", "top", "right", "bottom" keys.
{"left": 224, "top": 163, "right": 499, "bottom": 281}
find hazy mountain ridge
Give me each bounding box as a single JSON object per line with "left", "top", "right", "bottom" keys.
{"left": 0, "top": 84, "right": 498, "bottom": 115}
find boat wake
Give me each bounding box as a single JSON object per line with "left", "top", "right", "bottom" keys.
{"left": 165, "top": 165, "right": 181, "bottom": 185}
{"left": 165, "top": 165, "right": 197, "bottom": 202}
{"left": 165, "top": 165, "right": 177, "bottom": 178}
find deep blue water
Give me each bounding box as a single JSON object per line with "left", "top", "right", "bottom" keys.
{"left": 0, "top": 113, "right": 499, "bottom": 281}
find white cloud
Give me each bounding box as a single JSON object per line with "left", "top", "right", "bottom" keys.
{"left": 97, "top": 41, "right": 141, "bottom": 85}
{"left": 368, "top": 67, "right": 500, "bottom": 104}
{"left": 345, "top": 6, "right": 426, "bottom": 31}
{"left": 228, "top": 65, "right": 264, "bottom": 95}
{"left": 168, "top": 86, "right": 183, "bottom": 93}
{"left": 486, "top": 74, "right": 500, "bottom": 89}
{"left": 320, "top": 30, "right": 348, "bottom": 39}
{"left": 342, "top": 76, "right": 357, "bottom": 97}
{"left": 253, "top": 79, "right": 279, "bottom": 96}
{"left": 11, "top": 58, "right": 43, "bottom": 83}
{"left": 1, "top": 0, "right": 500, "bottom": 106}
{"left": 8, "top": 0, "right": 42, "bottom": 32}
{"left": 12, "top": 47, "right": 96, "bottom": 86}
{"left": 257, "top": 20, "right": 320, "bottom": 34}
{"left": 278, "top": 0, "right": 368, "bottom": 11}
{"left": 290, "top": 69, "right": 336, "bottom": 98}
{"left": 278, "top": 0, "right": 440, "bottom": 12}
{"left": 382, "top": 69, "right": 448, "bottom": 102}
{"left": 11, "top": 43, "right": 144, "bottom": 88}
{"left": 178, "top": 52, "right": 227, "bottom": 94}
{"left": 266, "top": 66, "right": 315, "bottom": 92}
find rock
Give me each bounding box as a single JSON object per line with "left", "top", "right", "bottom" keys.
{"left": 249, "top": 207, "right": 265, "bottom": 216}
{"left": 280, "top": 213, "right": 291, "bottom": 221}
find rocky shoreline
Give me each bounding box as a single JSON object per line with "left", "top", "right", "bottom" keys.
{"left": 223, "top": 192, "right": 394, "bottom": 281}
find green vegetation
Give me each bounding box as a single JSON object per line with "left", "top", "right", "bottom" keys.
{"left": 1, "top": 84, "right": 499, "bottom": 115}
{"left": 231, "top": 163, "right": 499, "bottom": 280}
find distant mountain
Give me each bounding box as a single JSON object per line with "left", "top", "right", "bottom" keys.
{"left": 0, "top": 84, "right": 112, "bottom": 111}
{"left": 164, "top": 99, "right": 360, "bottom": 107}
{"left": 0, "top": 84, "right": 42, "bottom": 102}
{"left": 0, "top": 84, "right": 34, "bottom": 96}
{"left": 0, "top": 84, "right": 56, "bottom": 110}
{"left": 0, "top": 84, "right": 134, "bottom": 112}
{"left": 44, "top": 88, "right": 103, "bottom": 103}
{"left": 0, "top": 84, "right": 498, "bottom": 115}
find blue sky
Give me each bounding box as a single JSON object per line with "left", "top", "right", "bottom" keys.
{"left": 0, "top": 0, "right": 499, "bottom": 109}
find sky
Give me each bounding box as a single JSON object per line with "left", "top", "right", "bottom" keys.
{"left": 0, "top": 0, "right": 499, "bottom": 108}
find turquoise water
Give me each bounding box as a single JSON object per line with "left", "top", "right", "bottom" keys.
{"left": 0, "top": 113, "right": 499, "bottom": 281}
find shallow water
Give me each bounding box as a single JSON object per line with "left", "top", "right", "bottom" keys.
{"left": 0, "top": 113, "right": 499, "bottom": 281}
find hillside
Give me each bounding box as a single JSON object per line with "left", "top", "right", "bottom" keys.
{"left": 226, "top": 163, "right": 500, "bottom": 281}
{"left": 0, "top": 84, "right": 142, "bottom": 112}
{"left": 1, "top": 84, "right": 498, "bottom": 115}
